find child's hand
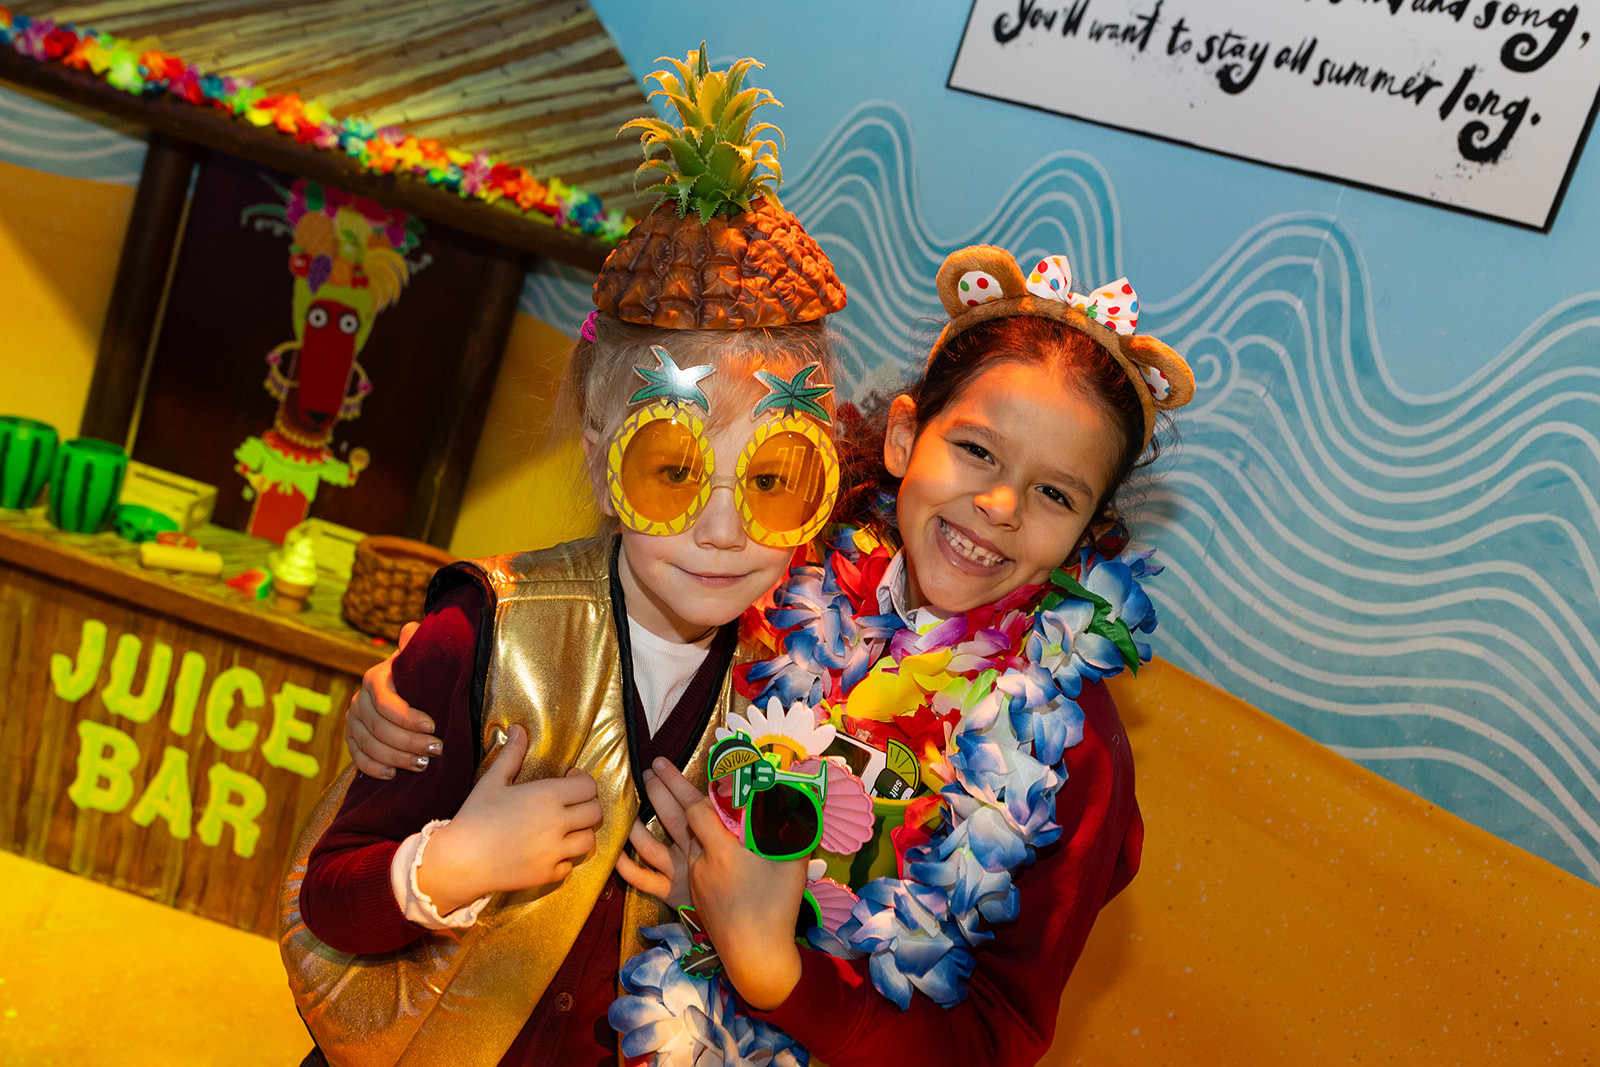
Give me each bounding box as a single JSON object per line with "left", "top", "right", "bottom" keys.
{"left": 684, "top": 794, "right": 808, "bottom": 1011}
{"left": 615, "top": 758, "right": 705, "bottom": 910}
{"left": 345, "top": 621, "right": 442, "bottom": 777}
{"left": 418, "top": 725, "right": 602, "bottom": 913}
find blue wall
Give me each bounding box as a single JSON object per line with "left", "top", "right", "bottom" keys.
{"left": 569, "top": 0, "right": 1600, "bottom": 883}
{"left": 0, "top": 85, "right": 143, "bottom": 181}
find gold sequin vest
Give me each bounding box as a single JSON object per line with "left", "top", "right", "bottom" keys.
{"left": 278, "top": 535, "right": 744, "bottom": 1066}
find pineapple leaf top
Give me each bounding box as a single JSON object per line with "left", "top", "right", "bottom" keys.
{"left": 621, "top": 42, "right": 784, "bottom": 222}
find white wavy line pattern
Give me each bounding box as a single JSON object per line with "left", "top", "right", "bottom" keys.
{"left": 0, "top": 87, "right": 145, "bottom": 183}
{"left": 525, "top": 103, "right": 1600, "bottom": 884}
{"left": 1139, "top": 216, "right": 1600, "bottom": 882}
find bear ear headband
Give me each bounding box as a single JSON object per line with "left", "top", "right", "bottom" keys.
{"left": 933, "top": 245, "right": 1195, "bottom": 449}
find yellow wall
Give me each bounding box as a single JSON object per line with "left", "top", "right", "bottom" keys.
{"left": 446, "top": 312, "right": 596, "bottom": 559}
{"left": 0, "top": 158, "right": 133, "bottom": 437}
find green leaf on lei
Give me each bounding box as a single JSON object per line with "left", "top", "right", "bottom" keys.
{"left": 1048, "top": 567, "right": 1140, "bottom": 673}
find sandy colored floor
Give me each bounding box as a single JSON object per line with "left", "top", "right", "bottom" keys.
{"left": 0, "top": 849, "right": 308, "bottom": 1066}
{"left": 3, "top": 659, "right": 1597, "bottom": 1065}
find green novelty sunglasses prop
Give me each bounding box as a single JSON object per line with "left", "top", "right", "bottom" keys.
{"left": 707, "top": 731, "right": 829, "bottom": 862}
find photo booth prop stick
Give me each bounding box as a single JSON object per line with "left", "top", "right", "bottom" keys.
{"left": 708, "top": 731, "right": 830, "bottom": 863}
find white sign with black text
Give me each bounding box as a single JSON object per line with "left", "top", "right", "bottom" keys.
{"left": 949, "top": 0, "right": 1600, "bottom": 229}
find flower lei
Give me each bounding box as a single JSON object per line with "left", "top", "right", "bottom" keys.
{"left": 0, "top": 8, "right": 635, "bottom": 242}
{"left": 612, "top": 924, "right": 808, "bottom": 1067}
{"left": 611, "top": 528, "right": 1159, "bottom": 1065}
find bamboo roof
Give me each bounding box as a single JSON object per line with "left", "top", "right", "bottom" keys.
{"left": 1, "top": 0, "right": 657, "bottom": 267}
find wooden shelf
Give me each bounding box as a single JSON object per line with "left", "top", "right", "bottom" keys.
{"left": 0, "top": 48, "right": 612, "bottom": 272}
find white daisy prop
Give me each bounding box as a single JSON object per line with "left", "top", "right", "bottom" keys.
{"left": 717, "top": 697, "right": 836, "bottom": 768}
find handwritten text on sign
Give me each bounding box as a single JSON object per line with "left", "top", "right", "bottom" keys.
{"left": 949, "top": 1, "right": 1599, "bottom": 229}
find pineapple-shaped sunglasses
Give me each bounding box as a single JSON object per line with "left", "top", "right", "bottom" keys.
{"left": 605, "top": 347, "right": 839, "bottom": 548}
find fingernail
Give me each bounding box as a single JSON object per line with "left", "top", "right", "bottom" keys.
{"left": 643, "top": 769, "right": 656, "bottom": 782}
{"left": 420, "top": 720, "right": 435, "bottom": 733}
{"left": 381, "top": 767, "right": 395, "bottom": 779}
{"left": 414, "top": 755, "right": 430, "bottom": 769}
{"left": 653, "top": 758, "right": 669, "bottom": 772}
{"left": 427, "top": 741, "right": 443, "bottom": 756}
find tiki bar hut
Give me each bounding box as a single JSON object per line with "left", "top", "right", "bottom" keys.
{"left": 0, "top": 0, "right": 653, "bottom": 943}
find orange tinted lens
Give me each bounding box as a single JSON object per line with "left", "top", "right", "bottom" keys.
{"left": 742, "top": 431, "right": 828, "bottom": 534}
{"left": 619, "top": 418, "right": 706, "bottom": 522}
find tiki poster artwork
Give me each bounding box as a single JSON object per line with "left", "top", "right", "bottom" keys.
{"left": 232, "top": 178, "right": 420, "bottom": 542}
{"left": 133, "top": 150, "right": 500, "bottom": 542}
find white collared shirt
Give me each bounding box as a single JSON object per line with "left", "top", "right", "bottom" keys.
{"left": 627, "top": 617, "right": 716, "bottom": 734}
{"left": 875, "top": 550, "right": 952, "bottom": 635}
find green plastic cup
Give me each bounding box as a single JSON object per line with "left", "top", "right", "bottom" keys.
{"left": 47, "top": 437, "right": 128, "bottom": 534}
{"left": 0, "top": 416, "right": 60, "bottom": 510}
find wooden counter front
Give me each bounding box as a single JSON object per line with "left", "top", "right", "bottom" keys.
{"left": 0, "top": 509, "right": 391, "bottom": 937}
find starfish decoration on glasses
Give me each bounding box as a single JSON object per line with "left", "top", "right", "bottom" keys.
{"left": 628, "top": 345, "right": 717, "bottom": 408}
{"left": 751, "top": 364, "right": 833, "bottom": 423}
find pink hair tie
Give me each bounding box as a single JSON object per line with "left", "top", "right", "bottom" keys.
{"left": 580, "top": 310, "right": 599, "bottom": 342}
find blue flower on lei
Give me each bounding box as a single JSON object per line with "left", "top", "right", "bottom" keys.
{"left": 806, "top": 546, "right": 1158, "bottom": 1013}
{"left": 611, "top": 925, "right": 809, "bottom": 1067}
{"left": 741, "top": 541, "right": 903, "bottom": 708}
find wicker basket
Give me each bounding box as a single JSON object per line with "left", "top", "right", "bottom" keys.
{"left": 340, "top": 535, "right": 455, "bottom": 642}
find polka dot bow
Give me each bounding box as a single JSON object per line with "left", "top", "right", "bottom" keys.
{"left": 959, "top": 254, "right": 1140, "bottom": 335}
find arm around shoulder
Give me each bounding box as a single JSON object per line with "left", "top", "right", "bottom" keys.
{"left": 300, "top": 583, "right": 488, "bottom": 954}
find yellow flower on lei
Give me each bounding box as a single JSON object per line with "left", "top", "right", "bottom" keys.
{"left": 842, "top": 648, "right": 957, "bottom": 721}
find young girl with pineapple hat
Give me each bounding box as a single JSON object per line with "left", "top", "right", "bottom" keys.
{"left": 279, "top": 45, "right": 853, "bottom": 1067}
{"left": 349, "top": 242, "right": 1196, "bottom": 1066}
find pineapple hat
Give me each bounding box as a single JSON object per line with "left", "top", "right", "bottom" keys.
{"left": 593, "top": 44, "right": 847, "bottom": 330}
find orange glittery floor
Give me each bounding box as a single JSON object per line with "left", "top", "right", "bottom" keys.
{"left": 0, "top": 848, "right": 309, "bottom": 1066}
{"left": 2, "top": 660, "right": 1596, "bottom": 1065}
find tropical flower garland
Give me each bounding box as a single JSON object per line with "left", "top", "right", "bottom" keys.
{"left": 0, "top": 8, "right": 635, "bottom": 242}
{"left": 613, "top": 923, "right": 808, "bottom": 1067}
{"left": 611, "top": 527, "right": 1160, "bottom": 1065}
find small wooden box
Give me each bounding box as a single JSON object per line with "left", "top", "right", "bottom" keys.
{"left": 285, "top": 517, "right": 367, "bottom": 580}
{"left": 118, "top": 461, "right": 217, "bottom": 532}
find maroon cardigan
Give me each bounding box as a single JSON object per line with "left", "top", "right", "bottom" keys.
{"left": 301, "top": 584, "right": 1143, "bottom": 1067}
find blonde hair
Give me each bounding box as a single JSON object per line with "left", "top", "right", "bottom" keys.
{"left": 559, "top": 313, "right": 840, "bottom": 525}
